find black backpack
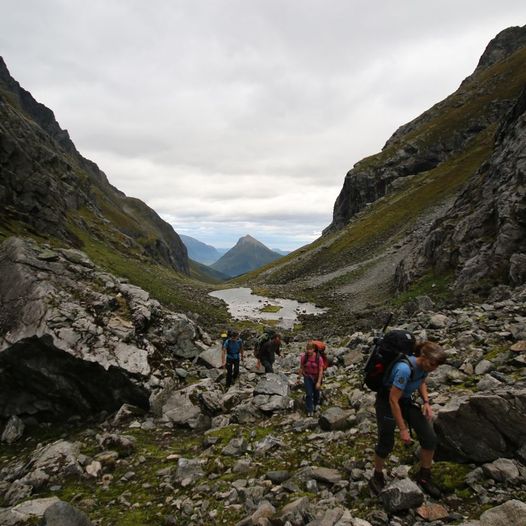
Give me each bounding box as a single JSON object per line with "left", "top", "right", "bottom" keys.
{"left": 363, "top": 330, "right": 416, "bottom": 392}
{"left": 254, "top": 329, "right": 275, "bottom": 359}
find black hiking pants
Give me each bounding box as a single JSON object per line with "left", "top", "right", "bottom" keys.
{"left": 226, "top": 358, "right": 240, "bottom": 388}
{"left": 261, "top": 358, "right": 274, "bottom": 373}
{"left": 374, "top": 394, "right": 437, "bottom": 459}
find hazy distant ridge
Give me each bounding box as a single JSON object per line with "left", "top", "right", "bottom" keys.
{"left": 179, "top": 234, "right": 224, "bottom": 265}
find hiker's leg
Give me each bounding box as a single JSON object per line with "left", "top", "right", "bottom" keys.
{"left": 408, "top": 406, "right": 441, "bottom": 497}
{"left": 374, "top": 453, "right": 386, "bottom": 472}
{"left": 408, "top": 404, "right": 437, "bottom": 468}
{"left": 420, "top": 448, "right": 434, "bottom": 469}
{"left": 313, "top": 385, "right": 320, "bottom": 408}
{"left": 262, "top": 359, "right": 273, "bottom": 373}
{"left": 303, "top": 376, "right": 314, "bottom": 413}
{"left": 233, "top": 359, "right": 240, "bottom": 382}
{"left": 225, "top": 359, "right": 234, "bottom": 387}
{"left": 374, "top": 395, "right": 396, "bottom": 459}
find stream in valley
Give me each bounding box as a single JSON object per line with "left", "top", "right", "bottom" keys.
{"left": 209, "top": 287, "right": 327, "bottom": 329}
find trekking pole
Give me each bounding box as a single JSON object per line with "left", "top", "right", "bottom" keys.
{"left": 381, "top": 312, "right": 393, "bottom": 334}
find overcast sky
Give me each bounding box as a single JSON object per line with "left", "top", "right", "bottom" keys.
{"left": 1, "top": 2, "right": 525, "bottom": 250}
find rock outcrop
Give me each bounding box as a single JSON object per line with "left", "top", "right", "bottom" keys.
{"left": 0, "top": 236, "right": 209, "bottom": 421}
{"left": 327, "top": 25, "right": 526, "bottom": 233}
{"left": 397, "top": 85, "right": 526, "bottom": 292}
{"left": 435, "top": 389, "right": 526, "bottom": 463}
{"left": 0, "top": 56, "right": 189, "bottom": 274}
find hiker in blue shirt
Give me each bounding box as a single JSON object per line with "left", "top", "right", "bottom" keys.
{"left": 222, "top": 331, "right": 244, "bottom": 388}
{"left": 369, "top": 341, "right": 447, "bottom": 499}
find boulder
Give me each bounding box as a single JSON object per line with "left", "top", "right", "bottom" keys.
{"left": 198, "top": 346, "right": 223, "bottom": 368}
{"left": 435, "top": 389, "right": 526, "bottom": 462}
{"left": 0, "top": 335, "right": 150, "bottom": 421}
{"left": 42, "top": 500, "right": 93, "bottom": 525}
{"left": 428, "top": 314, "right": 450, "bottom": 329}
{"left": 0, "top": 497, "right": 60, "bottom": 525}
{"left": 253, "top": 394, "right": 291, "bottom": 412}
{"left": 222, "top": 437, "right": 249, "bottom": 456}
{"left": 174, "top": 458, "right": 205, "bottom": 486}
{"left": 1, "top": 415, "right": 24, "bottom": 444}
{"left": 482, "top": 458, "right": 520, "bottom": 482}
{"left": 310, "top": 467, "right": 344, "bottom": 485}
{"left": 416, "top": 503, "right": 449, "bottom": 521}
{"left": 379, "top": 478, "right": 424, "bottom": 513}
{"left": 276, "top": 496, "right": 311, "bottom": 526}
{"left": 254, "top": 373, "right": 289, "bottom": 397}
{"left": 319, "top": 407, "right": 353, "bottom": 431}
{"left": 479, "top": 499, "right": 526, "bottom": 526}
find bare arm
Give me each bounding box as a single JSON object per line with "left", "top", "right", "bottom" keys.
{"left": 389, "top": 386, "right": 411, "bottom": 444}
{"left": 316, "top": 363, "right": 323, "bottom": 388}
{"left": 418, "top": 381, "right": 433, "bottom": 420}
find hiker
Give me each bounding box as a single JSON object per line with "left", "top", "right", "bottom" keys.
{"left": 369, "top": 340, "right": 447, "bottom": 498}
{"left": 222, "top": 330, "right": 244, "bottom": 388}
{"left": 299, "top": 341, "right": 324, "bottom": 416}
{"left": 258, "top": 332, "right": 282, "bottom": 373}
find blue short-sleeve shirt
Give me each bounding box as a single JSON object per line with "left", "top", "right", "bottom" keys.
{"left": 387, "top": 356, "right": 427, "bottom": 398}
{"left": 224, "top": 338, "right": 243, "bottom": 360}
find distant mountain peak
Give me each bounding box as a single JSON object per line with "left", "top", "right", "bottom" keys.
{"left": 211, "top": 235, "right": 283, "bottom": 277}
{"left": 236, "top": 234, "right": 265, "bottom": 246}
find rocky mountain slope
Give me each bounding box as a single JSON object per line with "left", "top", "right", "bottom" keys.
{"left": 241, "top": 26, "right": 526, "bottom": 334}
{"left": 212, "top": 235, "right": 283, "bottom": 278}
{"left": 0, "top": 56, "right": 232, "bottom": 325}
{"left": 180, "top": 234, "right": 224, "bottom": 266}
{"left": 1, "top": 234, "right": 526, "bottom": 525}
{"left": 0, "top": 56, "right": 189, "bottom": 274}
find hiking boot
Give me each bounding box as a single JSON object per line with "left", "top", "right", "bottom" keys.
{"left": 414, "top": 469, "right": 442, "bottom": 499}
{"left": 368, "top": 472, "right": 385, "bottom": 495}
{"left": 307, "top": 411, "right": 314, "bottom": 417}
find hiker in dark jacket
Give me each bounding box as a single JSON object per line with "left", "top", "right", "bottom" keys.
{"left": 222, "top": 331, "right": 244, "bottom": 388}
{"left": 299, "top": 341, "right": 324, "bottom": 416}
{"left": 258, "top": 333, "right": 281, "bottom": 373}
{"left": 369, "top": 341, "right": 447, "bottom": 499}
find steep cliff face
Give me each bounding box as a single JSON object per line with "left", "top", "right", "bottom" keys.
{"left": 0, "top": 57, "right": 189, "bottom": 274}
{"left": 397, "top": 87, "right": 526, "bottom": 291}
{"left": 328, "top": 25, "right": 526, "bottom": 233}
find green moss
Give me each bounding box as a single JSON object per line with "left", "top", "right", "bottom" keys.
{"left": 432, "top": 461, "right": 471, "bottom": 493}
{"left": 392, "top": 271, "right": 454, "bottom": 306}
{"left": 484, "top": 345, "right": 509, "bottom": 361}
{"left": 259, "top": 305, "right": 283, "bottom": 313}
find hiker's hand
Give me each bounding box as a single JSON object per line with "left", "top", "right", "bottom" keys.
{"left": 400, "top": 428, "right": 411, "bottom": 444}
{"left": 422, "top": 403, "right": 433, "bottom": 421}
{"left": 315, "top": 382, "right": 321, "bottom": 390}
{"left": 222, "top": 361, "right": 226, "bottom": 368}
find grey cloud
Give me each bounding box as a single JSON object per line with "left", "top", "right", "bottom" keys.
{"left": 1, "top": 1, "right": 526, "bottom": 250}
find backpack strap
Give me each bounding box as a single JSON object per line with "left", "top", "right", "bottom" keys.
{"left": 383, "top": 354, "right": 415, "bottom": 387}
{"left": 302, "top": 351, "right": 322, "bottom": 370}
